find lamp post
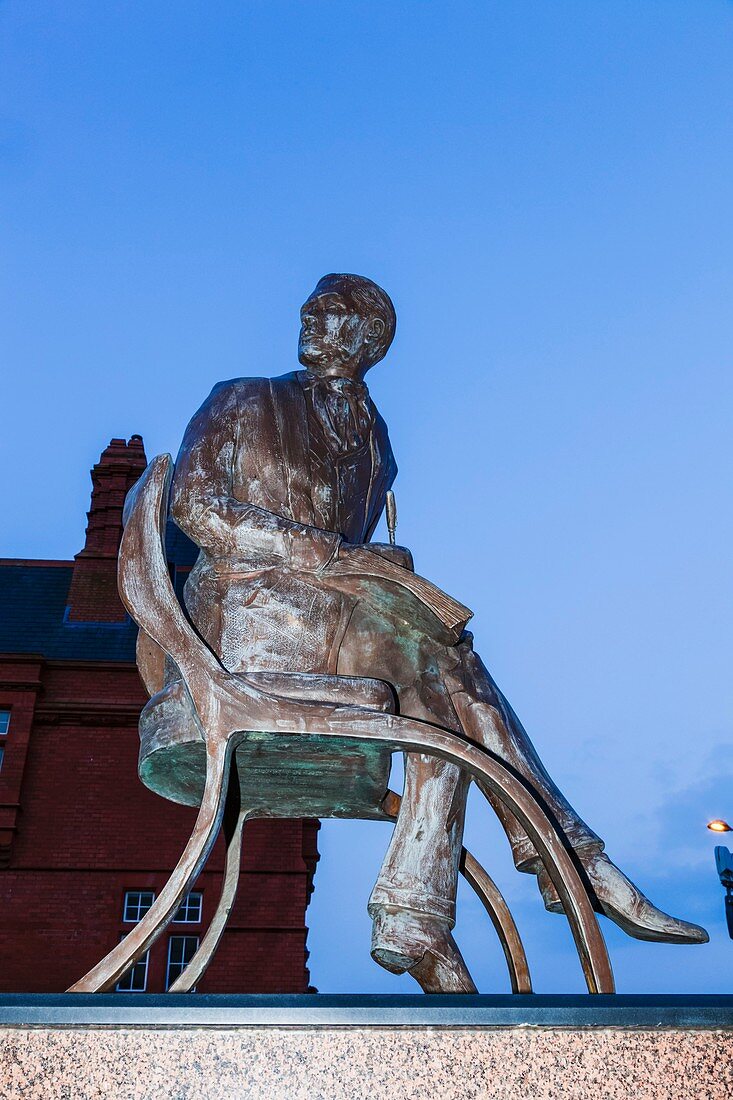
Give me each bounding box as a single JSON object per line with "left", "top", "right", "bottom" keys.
{"left": 708, "top": 821, "right": 733, "bottom": 939}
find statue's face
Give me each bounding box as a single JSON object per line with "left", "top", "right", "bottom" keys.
{"left": 298, "top": 289, "right": 383, "bottom": 378}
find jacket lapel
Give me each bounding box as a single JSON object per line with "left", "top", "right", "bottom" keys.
{"left": 268, "top": 373, "right": 317, "bottom": 526}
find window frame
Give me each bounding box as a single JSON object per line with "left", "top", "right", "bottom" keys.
{"left": 172, "top": 891, "right": 203, "bottom": 924}
{"left": 115, "top": 937, "right": 149, "bottom": 993}
{"left": 165, "top": 934, "right": 200, "bottom": 990}
{"left": 122, "top": 890, "right": 156, "bottom": 923}
{"left": 0, "top": 710, "right": 10, "bottom": 736}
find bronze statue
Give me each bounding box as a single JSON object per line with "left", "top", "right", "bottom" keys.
{"left": 69, "top": 274, "right": 706, "bottom": 996}
{"left": 170, "top": 274, "right": 706, "bottom": 985}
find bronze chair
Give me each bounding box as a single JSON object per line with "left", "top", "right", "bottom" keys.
{"left": 68, "top": 455, "right": 614, "bottom": 996}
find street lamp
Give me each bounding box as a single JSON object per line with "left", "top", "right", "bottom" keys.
{"left": 707, "top": 819, "right": 732, "bottom": 833}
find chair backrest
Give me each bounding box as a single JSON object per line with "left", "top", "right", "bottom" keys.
{"left": 119, "top": 453, "right": 223, "bottom": 688}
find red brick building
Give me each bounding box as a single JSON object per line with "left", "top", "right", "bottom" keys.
{"left": 0, "top": 437, "right": 319, "bottom": 993}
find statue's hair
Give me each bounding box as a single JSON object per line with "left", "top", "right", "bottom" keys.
{"left": 315, "top": 273, "right": 396, "bottom": 364}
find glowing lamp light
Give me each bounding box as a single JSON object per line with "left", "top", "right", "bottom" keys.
{"left": 707, "top": 819, "right": 732, "bottom": 833}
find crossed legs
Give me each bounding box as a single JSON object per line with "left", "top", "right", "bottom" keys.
{"left": 341, "top": 615, "right": 706, "bottom": 991}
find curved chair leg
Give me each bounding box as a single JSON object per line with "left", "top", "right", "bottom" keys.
{"left": 67, "top": 737, "right": 235, "bottom": 993}
{"left": 168, "top": 761, "right": 248, "bottom": 993}
{"left": 460, "top": 850, "right": 531, "bottom": 994}
{"left": 381, "top": 789, "right": 532, "bottom": 994}
{"left": 309, "top": 712, "right": 615, "bottom": 994}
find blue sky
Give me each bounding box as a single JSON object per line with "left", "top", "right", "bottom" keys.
{"left": 1, "top": 1, "right": 732, "bottom": 993}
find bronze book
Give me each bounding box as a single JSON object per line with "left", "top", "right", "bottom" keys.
{"left": 326, "top": 546, "right": 473, "bottom": 641}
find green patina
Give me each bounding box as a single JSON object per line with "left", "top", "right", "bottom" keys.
{"left": 139, "top": 729, "right": 393, "bottom": 821}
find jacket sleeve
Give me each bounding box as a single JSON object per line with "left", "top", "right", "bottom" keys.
{"left": 170, "top": 382, "right": 341, "bottom": 571}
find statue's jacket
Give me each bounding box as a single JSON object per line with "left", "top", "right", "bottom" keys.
{"left": 170, "top": 371, "right": 397, "bottom": 676}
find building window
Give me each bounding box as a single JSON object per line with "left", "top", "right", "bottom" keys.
{"left": 166, "top": 935, "right": 199, "bottom": 989}
{"left": 115, "top": 939, "right": 149, "bottom": 992}
{"left": 0, "top": 745, "right": 3, "bottom": 773}
{"left": 123, "top": 891, "right": 155, "bottom": 923}
{"left": 173, "top": 892, "right": 203, "bottom": 923}
{"left": 0, "top": 711, "right": 9, "bottom": 735}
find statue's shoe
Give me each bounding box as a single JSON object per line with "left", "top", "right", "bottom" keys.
{"left": 537, "top": 852, "right": 708, "bottom": 943}
{"left": 371, "top": 906, "right": 477, "bottom": 993}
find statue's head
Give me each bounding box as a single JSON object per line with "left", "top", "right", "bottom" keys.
{"left": 298, "top": 273, "right": 396, "bottom": 380}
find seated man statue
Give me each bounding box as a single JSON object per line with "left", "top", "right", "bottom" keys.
{"left": 169, "top": 273, "right": 707, "bottom": 992}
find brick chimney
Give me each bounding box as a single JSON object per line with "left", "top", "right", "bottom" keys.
{"left": 66, "top": 436, "right": 148, "bottom": 622}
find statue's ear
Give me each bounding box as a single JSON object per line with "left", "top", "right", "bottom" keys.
{"left": 366, "top": 316, "right": 385, "bottom": 343}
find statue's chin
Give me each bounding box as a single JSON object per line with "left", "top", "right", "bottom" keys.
{"left": 298, "top": 343, "right": 326, "bottom": 368}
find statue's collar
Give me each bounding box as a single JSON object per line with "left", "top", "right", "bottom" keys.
{"left": 298, "top": 369, "right": 369, "bottom": 398}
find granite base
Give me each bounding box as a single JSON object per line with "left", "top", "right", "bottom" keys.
{"left": 1, "top": 995, "right": 731, "bottom": 1100}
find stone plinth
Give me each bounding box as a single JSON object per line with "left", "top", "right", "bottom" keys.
{"left": 1, "top": 995, "right": 732, "bottom": 1099}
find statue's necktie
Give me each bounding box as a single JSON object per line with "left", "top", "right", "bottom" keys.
{"left": 309, "top": 376, "right": 373, "bottom": 453}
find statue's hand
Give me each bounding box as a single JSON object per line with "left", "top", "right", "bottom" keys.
{"left": 287, "top": 526, "right": 342, "bottom": 572}
{"left": 338, "top": 542, "right": 415, "bottom": 573}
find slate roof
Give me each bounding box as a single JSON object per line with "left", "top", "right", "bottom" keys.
{"left": 0, "top": 522, "right": 198, "bottom": 662}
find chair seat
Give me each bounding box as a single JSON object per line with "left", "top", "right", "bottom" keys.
{"left": 138, "top": 673, "right": 396, "bottom": 820}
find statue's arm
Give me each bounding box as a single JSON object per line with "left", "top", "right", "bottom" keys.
{"left": 170, "top": 382, "right": 340, "bottom": 571}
